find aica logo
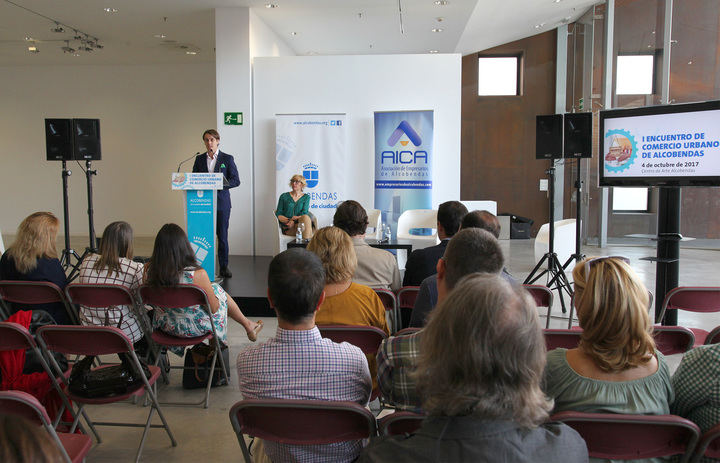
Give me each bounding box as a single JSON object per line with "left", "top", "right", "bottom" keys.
{"left": 383, "top": 120, "right": 428, "bottom": 164}
{"left": 303, "top": 162, "right": 319, "bottom": 188}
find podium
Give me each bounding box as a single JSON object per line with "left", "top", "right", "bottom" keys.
{"left": 171, "top": 172, "right": 223, "bottom": 278}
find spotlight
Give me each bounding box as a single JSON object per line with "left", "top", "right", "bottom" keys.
{"left": 28, "top": 45, "right": 39, "bottom": 53}
{"left": 51, "top": 23, "right": 65, "bottom": 33}
{"left": 95, "top": 43, "right": 104, "bottom": 49}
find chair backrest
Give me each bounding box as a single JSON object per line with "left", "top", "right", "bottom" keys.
{"left": 317, "top": 325, "right": 388, "bottom": 356}
{"left": 378, "top": 411, "right": 425, "bottom": 436}
{"left": 659, "top": 287, "right": 720, "bottom": 322}
{"left": 705, "top": 325, "right": 720, "bottom": 345}
{"left": 397, "top": 286, "right": 420, "bottom": 310}
{"left": 37, "top": 324, "right": 132, "bottom": 356}
{"left": 0, "top": 280, "right": 77, "bottom": 323}
{"left": 229, "top": 398, "right": 377, "bottom": 445}
{"left": 396, "top": 327, "right": 421, "bottom": 336}
{"left": 65, "top": 283, "right": 135, "bottom": 308}
{"left": 523, "top": 284, "right": 553, "bottom": 307}
{"left": 653, "top": 326, "right": 695, "bottom": 355}
{"left": 139, "top": 284, "right": 209, "bottom": 310}
{"left": 692, "top": 423, "right": 720, "bottom": 462}
{"left": 366, "top": 209, "right": 382, "bottom": 240}
{"left": 0, "top": 320, "right": 39, "bottom": 351}
{"left": 543, "top": 328, "right": 582, "bottom": 351}
{"left": 374, "top": 288, "right": 397, "bottom": 332}
{"left": 396, "top": 210, "right": 438, "bottom": 243}
{"left": 552, "top": 411, "right": 700, "bottom": 461}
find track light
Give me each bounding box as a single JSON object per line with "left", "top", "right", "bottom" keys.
{"left": 51, "top": 23, "right": 65, "bottom": 33}
{"left": 28, "top": 45, "right": 39, "bottom": 53}
{"left": 61, "top": 41, "right": 75, "bottom": 53}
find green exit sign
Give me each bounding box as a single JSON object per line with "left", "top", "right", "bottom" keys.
{"left": 224, "top": 112, "right": 243, "bottom": 125}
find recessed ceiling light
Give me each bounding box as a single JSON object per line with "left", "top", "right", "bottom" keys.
{"left": 103, "top": 7, "right": 118, "bottom": 13}
{"left": 434, "top": 0, "right": 449, "bottom": 5}
{"left": 265, "top": 3, "right": 278, "bottom": 8}
{"left": 185, "top": 51, "right": 198, "bottom": 55}
{"left": 534, "top": 23, "right": 545, "bottom": 29}
{"left": 24, "top": 36, "right": 34, "bottom": 41}
{"left": 290, "top": 31, "right": 298, "bottom": 36}
{"left": 688, "top": 60, "right": 693, "bottom": 65}
{"left": 436, "top": 17, "right": 444, "bottom": 22}
{"left": 431, "top": 28, "right": 443, "bottom": 33}
{"left": 73, "top": 52, "right": 80, "bottom": 57}
{"left": 553, "top": 0, "right": 562, "bottom": 3}
{"left": 27, "top": 45, "right": 39, "bottom": 53}
{"left": 153, "top": 34, "right": 167, "bottom": 38}
{"left": 429, "top": 50, "right": 439, "bottom": 53}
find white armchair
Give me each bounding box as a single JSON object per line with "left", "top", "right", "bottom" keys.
{"left": 366, "top": 209, "right": 382, "bottom": 240}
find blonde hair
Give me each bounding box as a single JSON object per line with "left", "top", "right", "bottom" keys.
{"left": 289, "top": 174, "right": 307, "bottom": 189}
{"left": 6, "top": 212, "right": 60, "bottom": 274}
{"left": 416, "top": 274, "right": 552, "bottom": 427}
{"left": 573, "top": 257, "right": 655, "bottom": 372}
{"left": 307, "top": 226, "right": 356, "bottom": 284}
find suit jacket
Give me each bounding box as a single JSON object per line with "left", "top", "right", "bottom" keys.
{"left": 402, "top": 239, "right": 449, "bottom": 286}
{"left": 191, "top": 151, "right": 240, "bottom": 212}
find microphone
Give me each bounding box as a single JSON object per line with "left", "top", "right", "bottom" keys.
{"left": 177, "top": 152, "right": 201, "bottom": 172}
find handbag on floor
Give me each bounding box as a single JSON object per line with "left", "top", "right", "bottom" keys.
{"left": 182, "top": 342, "right": 230, "bottom": 389}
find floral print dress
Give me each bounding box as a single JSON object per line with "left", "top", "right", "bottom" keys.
{"left": 152, "top": 269, "right": 228, "bottom": 356}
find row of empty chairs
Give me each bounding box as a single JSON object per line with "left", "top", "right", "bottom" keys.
{"left": 228, "top": 398, "right": 720, "bottom": 463}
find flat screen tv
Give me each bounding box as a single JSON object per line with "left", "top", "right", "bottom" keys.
{"left": 599, "top": 100, "right": 720, "bottom": 187}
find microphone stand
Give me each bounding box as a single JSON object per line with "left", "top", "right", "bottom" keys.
{"left": 177, "top": 152, "right": 200, "bottom": 172}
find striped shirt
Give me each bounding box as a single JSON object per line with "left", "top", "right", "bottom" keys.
{"left": 237, "top": 326, "right": 372, "bottom": 463}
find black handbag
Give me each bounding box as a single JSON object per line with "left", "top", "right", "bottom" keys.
{"left": 23, "top": 311, "right": 69, "bottom": 375}
{"left": 182, "top": 342, "right": 230, "bottom": 389}
{"left": 68, "top": 353, "right": 151, "bottom": 398}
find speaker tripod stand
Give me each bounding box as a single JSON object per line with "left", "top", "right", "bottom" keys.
{"left": 59, "top": 161, "right": 82, "bottom": 272}
{"left": 66, "top": 160, "right": 99, "bottom": 282}
{"left": 523, "top": 163, "right": 574, "bottom": 316}
{"left": 561, "top": 157, "right": 586, "bottom": 270}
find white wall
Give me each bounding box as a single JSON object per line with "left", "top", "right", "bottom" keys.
{"left": 253, "top": 54, "right": 462, "bottom": 256}
{"left": 0, "top": 63, "right": 215, "bottom": 239}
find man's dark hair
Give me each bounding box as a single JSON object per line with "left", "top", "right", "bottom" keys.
{"left": 461, "top": 210, "right": 501, "bottom": 239}
{"left": 202, "top": 129, "right": 220, "bottom": 141}
{"left": 443, "top": 228, "right": 504, "bottom": 289}
{"left": 268, "top": 248, "right": 325, "bottom": 324}
{"left": 333, "top": 200, "right": 368, "bottom": 237}
{"left": 437, "top": 201, "right": 468, "bottom": 237}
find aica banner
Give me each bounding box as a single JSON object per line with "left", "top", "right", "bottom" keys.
{"left": 276, "top": 114, "right": 346, "bottom": 228}
{"left": 374, "top": 110, "right": 434, "bottom": 233}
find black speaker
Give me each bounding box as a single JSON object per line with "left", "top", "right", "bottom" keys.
{"left": 535, "top": 114, "right": 563, "bottom": 159}
{"left": 45, "top": 119, "right": 74, "bottom": 161}
{"left": 564, "top": 112, "right": 592, "bottom": 158}
{"left": 73, "top": 119, "right": 101, "bottom": 160}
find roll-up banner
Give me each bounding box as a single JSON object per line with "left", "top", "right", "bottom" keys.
{"left": 374, "top": 110, "right": 434, "bottom": 235}
{"left": 276, "top": 114, "right": 347, "bottom": 228}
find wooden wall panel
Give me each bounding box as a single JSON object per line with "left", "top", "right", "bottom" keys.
{"left": 461, "top": 30, "right": 557, "bottom": 235}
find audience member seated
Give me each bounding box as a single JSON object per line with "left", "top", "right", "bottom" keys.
{"left": 0, "top": 414, "right": 65, "bottom": 463}
{"left": 461, "top": 209, "right": 515, "bottom": 281}
{"left": 672, "top": 343, "right": 720, "bottom": 434}
{"left": 0, "top": 212, "right": 70, "bottom": 324}
{"left": 276, "top": 174, "right": 313, "bottom": 240}
{"left": 78, "top": 221, "right": 149, "bottom": 350}
{"left": 378, "top": 228, "right": 503, "bottom": 411}
{"left": 544, "top": 257, "right": 673, "bottom": 448}
{"left": 402, "top": 201, "right": 467, "bottom": 286}
{"left": 408, "top": 227, "right": 504, "bottom": 328}
{"left": 236, "top": 248, "right": 372, "bottom": 463}
{"left": 360, "top": 274, "right": 588, "bottom": 462}
{"left": 333, "top": 200, "right": 400, "bottom": 291}
{"left": 308, "top": 226, "right": 389, "bottom": 388}
{"left": 144, "top": 224, "right": 261, "bottom": 355}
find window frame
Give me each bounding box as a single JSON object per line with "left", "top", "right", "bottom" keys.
{"left": 477, "top": 53, "right": 524, "bottom": 97}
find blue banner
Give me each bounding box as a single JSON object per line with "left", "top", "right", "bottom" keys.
{"left": 186, "top": 190, "right": 216, "bottom": 278}
{"left": 374, "top": 110, "right": 434, "bottom": 234}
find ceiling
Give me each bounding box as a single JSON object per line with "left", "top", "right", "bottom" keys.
{"left": 0, "top": 0, "right": 599, "bottom": 66}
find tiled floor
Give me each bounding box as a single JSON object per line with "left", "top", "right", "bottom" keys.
{"left": 47, "top": 239, "right": 720, "bottom": 461}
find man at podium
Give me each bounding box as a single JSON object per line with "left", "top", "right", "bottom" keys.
{"left": 192, "top": 129, "right": 240, "bottom": 278}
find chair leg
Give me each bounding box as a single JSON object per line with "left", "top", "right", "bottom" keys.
{"left": 546, "top": 303, "right": 552, "bottom": 329}
{"left": 203, "top": 349, "right": 219, "bottom": 409}
{"left": 144, "top": 385, "right": 177, "bottom": 447}
{"left": 238, "top": 434, "right": 253, "bottom": 463}
{"left": 134, "top": 405, "right": 156, "bottom": 463}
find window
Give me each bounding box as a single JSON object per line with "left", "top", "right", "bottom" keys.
{"left": 477, "top": 55, "right": 521, "bottom": 96}
{"left": 616, "top": 54, "right": 655, "bottom": 95}
{"left": 612, "top": 187, "right": 650, "bottom": 212}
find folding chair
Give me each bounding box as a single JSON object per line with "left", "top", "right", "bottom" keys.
{"left": 0, "top": 280, "right": 79, "bottom": 324}
{"left": 705, "top": 325, "right": 720, "bottom": 345}
{"left": 65, "top": 283, "right": 158, "bottom": 365}
{"left": 657, "top": 287, "right": 720, "bottom": 346}
{"left": 523, "top": 284, "right": 554, "bottom": 328}
{"left": 397, "top": 286, "right": 420, "bottom": 330}
{"left": 653, "top": 326, "right": 695, "bottom": 355}
{"left": 36, "top": 325, "right": 177, "bottom": 463}
{"left": 318, "top": 325, "right": 388, "bottom": 401}
{"left": 229, "top": 399, "right": 377, "bottom": 463}
{"left": 0, "top": 321, "right": 98, "bottom": 440}
{"left": 396, "top": 327, "right": 421, "bottom": 336}
{"left": 139, "top": 284, "right": 229, "bottom": 408}
{"left": 374, "top": 288, "right": 398, "bottom": 334}
{"left": 0, "top": 294, "right": 9, "bottom": 320}
{"left": 543, "top": 328, "right": 582, "bottom": 351}
{"left": 0, "top": 390, "right": 92, "bottom": 463}
{"left": 552, "top": 411, "right": 700, "bottom": 463}
{"left": 378, "top": 411, "right": 425, "bottom": 436}
{"left": 690, "top": 422, "right": 720, "bottom": 462}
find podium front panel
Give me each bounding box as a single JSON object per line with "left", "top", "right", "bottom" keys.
{"left": 186, "top": 189, "right": 217, "bottom": 278}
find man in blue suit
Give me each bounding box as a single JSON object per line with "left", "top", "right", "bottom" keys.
{"left": 192, "top": 129, "right": 240, "bottom": 278}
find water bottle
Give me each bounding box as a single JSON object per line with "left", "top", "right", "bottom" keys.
{"left": 296, "top": 223, "right": 304, "bottom": 243}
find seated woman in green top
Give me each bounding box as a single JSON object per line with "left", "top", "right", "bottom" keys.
{"left": 544, "top": 256, "right": 673, "bottom": 462}
{"left": 276, "top": 174, "right": 313, "bottom": 240}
